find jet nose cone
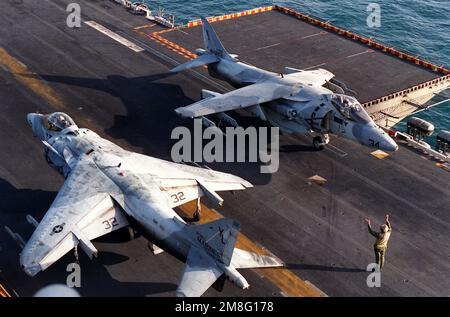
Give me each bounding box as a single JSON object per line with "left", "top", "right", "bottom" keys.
{"left": 376, "top": 127, "right": 398, "bottom": 152}
{"left": 380, "top": 136, "right": 399, "bottom": 152}
{"left": 27, "top": 113, "right": 36, "bottom": 127}
{"left": 26, "top": 113, "right": 45, "bottom": 139}
{"left": 362, "top": 124, "right": 399, "bottom": 152}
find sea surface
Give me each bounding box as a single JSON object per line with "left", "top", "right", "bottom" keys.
{"left": 146, "top": 0, "right": 450, "bottom": 145}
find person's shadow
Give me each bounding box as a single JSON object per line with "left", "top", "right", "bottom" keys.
{"left": 286, "top": 263, "right": 366, "bottom": 273}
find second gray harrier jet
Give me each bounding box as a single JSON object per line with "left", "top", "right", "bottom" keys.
{"left": 171, "top": 18, "right": 398, "bottom": 152}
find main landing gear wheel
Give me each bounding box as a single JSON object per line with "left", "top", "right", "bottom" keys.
{"left": 124, "top": 226, "right": 136, "bottom": 241}
{"left": 313, "top": 136, "right": 326, "bottom": 150}
{"left": 116, "top": 225, "right": 139, "bottom": 242}
{"left": 313, "top": 134, "right": 330, "bottom": 150}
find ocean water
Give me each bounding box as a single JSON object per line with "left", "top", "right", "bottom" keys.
{"left": 146, "top": 0, "right": 450, "bottom": 144}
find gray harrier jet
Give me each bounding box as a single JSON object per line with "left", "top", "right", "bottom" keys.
{"left": 13, "top": 112, "right": 283, "bottom": 296}
{"left": 171, "top": 18, "right": 398, "bottom": 152}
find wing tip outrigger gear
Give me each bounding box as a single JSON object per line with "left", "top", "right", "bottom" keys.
{"left": 4, "top": 226, "right": 26, "bottom": 249}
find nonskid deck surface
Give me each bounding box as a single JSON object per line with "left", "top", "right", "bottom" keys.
{"left": 0, "top": 0, "right": 448, "bottom": 297}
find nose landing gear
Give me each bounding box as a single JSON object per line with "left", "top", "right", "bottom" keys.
{"left": 193, "top": 197, "right": 202, "bottom": 222}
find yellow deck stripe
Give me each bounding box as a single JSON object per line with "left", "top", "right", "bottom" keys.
{"left": 150, "top": 34, "right": 197, "bottom": 59}
{"left": 0, "top": 284, "right": 11, "bottom": 298}
{"left": 146, "top": 34, "right": 192, "bottom": 59}
{"left": 134, "top": 23, "right": 156, "bottom": 30}
{"left": 0, "top": 47, "right": 66, "bottom": 110}
{"left": 134, "top": 28, "right": 197, "bottom": 61}
{"left": 0, "top": 47, "right": 102, "bottom": 133}
{"left": 177, "top": 200, "right": 325, "bottom": 297}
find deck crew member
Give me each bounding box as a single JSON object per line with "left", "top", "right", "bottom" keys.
{"left": 364, "top": 214, "right": 392, "bottom": 271}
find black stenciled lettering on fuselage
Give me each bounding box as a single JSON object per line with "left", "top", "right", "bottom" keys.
{"left": 197, "top": 232, "right": 222, "bottom": 260}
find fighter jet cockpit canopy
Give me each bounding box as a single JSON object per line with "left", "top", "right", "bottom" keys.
{"left": 330, "top": 94, "right": 371, "bottom": 124}
{"left": 43, "top": 112, "right": 78, "bottom": 133}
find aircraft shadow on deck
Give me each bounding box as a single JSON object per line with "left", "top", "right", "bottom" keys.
{"left": 0, "top": 178, "right": 177, "bottom": 297}
{"left": 24, "top": 72, "right": 185, "bottom": 158}
{"left": 24, "top": 250, "right": 177, "bottom": 297}
{"left": 287, "top": 263, "right": 366, "bottom": 273}
{"left": 26, "top": 73, "right": 272, "bottom": 185}
{"left": 56, "top": 250, "right": 177, "bottom": 297}
{"left": 0, "top": 178, "right": 56, "bottom": 243}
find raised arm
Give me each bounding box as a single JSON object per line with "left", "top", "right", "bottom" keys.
{"left": 365, "top": 218, "right": 380, "bottom": 238}
{"left": 385, "top": 214, "right": 392, "bottom": 231}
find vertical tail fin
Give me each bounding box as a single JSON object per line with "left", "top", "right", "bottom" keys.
{"left": 186, "top": 218, "right": 240, "bottom": 266}
{"left": 201, "top": 17, "right": 232, "bottom": 60}
{"left": 179, "top": 218, "right": 284, "bottom": 297}
{"left": 170, "top": 17, "right": 233, "bottom": 73}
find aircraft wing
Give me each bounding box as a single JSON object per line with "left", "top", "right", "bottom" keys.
{"left": 20, "top": 155, "right": 128, "bottom": 276}
{"left": 154, "top": 170, "right": 252, "bottom": 208}
{"left": 130, "top": 154, "right": 253, "bottom": 208}
{"left": 285, "top": 68, "right": 335, "bottom": 87}
{"left": 176, "top": 247, "right": 223, "bottom": 297}
{"left": 175, "top": 80, "right": 302, "bottom": 118}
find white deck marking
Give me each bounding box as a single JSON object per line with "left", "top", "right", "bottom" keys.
{"left": 325, "top": 143, "right": 348, "bottom": 157}
{"left": 303, "top": 63, "right": 326, "bottom": 70}
{"left": 346, "top": 50, "right": 372, "bottom": 59}
{"left": 257, "top": 32, "right": 325, "bottom": 51}
{"left": 84, "top": 21, "right": 144, "bottom": 52}
{"left": 257, "top": 42, "right": 281, "bottom": 50}
{"left": 301, "top": 31, "right": 327, "bottom": 39}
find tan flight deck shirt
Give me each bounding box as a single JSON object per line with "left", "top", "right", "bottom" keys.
{"left": 368, "top": 220, "right": 392, "bottom": 250}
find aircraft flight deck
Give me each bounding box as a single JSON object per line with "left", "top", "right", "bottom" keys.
{"left": 0, "top": 0, "right": 448, "bottom": 297}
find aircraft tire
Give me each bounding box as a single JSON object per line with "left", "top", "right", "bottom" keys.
{"left": 313, "top": 136, "right": 325, "bottom": 150}
{"left": 121, "top": 225, "right": 139, "bottom": 241}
